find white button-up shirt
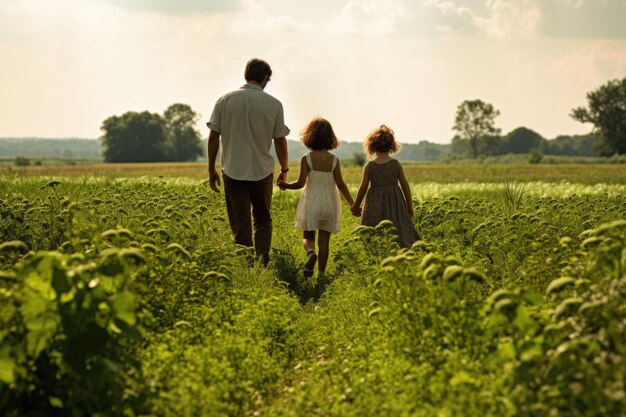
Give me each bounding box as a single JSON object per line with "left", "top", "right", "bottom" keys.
{"left": 207, "top": 83, "right": 290, "bottom": 181}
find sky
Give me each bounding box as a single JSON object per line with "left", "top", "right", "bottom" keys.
{"left": 1, "top": 0, "right": 626, "bottom": 144}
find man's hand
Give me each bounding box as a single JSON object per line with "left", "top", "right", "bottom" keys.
{"left": 351, "top": 205, "right": 362, "bottom": 217}
{"left": 276, "top": 170, "right": 288, "bottom": 188}
{"left": 209, "top": 169, "right": 221, "bottom": 193}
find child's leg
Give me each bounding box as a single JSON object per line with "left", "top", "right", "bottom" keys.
{"left": 303, "top": 230, "right": 317, "bottom": 276}
{"left": 317, "top": 230, "right": 331, "bottom": 273}
{"left": 303, "top": 230, "right": 316, "bottom": 253}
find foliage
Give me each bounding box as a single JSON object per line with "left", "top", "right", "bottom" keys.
{"left": 452, "top": 99, "right": 502, "bottom": 159}
{"left": 543, "top": 134, "right": 596, "bottom": 157}
{"left": 572, "top": 76, "right": 626, "bottom": 156}
{"left": 1, "top": 177, "right": 626, "bottom": 416}
{"left": 0, "top": 250, "right": 143, "bottom": 416}
{"left": 13, "top": 157, "right": 30, "bottom": 167}
{"left": 100, "top": 104, "right": 203, "bottom": 163}
{"left": 352, "top": 151, "right": 366, "bottom": 167}
{"left": 501, "top": 127, "right": 544, "bottom": 154}
{"left": 100, "top": 111, "right": 170, "bottom": 163}
{"left": 163, "top": 103, "right": 203, "bottom": 162}
{"left": 529, "top": 148, "right": 543, "bottom": 164}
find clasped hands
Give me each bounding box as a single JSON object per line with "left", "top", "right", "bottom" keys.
{"left": 350, "top": 205, "right": 362, "bottom": 217}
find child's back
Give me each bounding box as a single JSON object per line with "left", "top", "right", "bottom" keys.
{"left": 361, "top": 159, "right": 417, "bottom": 248}
{"left": 295, "top": 152, "right": 341, "bottom": 233}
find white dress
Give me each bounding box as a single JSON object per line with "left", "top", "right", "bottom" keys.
{"left": 295, "top": 153, "right": 342, "bottom": 233}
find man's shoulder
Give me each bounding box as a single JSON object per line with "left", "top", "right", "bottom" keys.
{"left": 259, "top": 90, "right": 282, "bottom": 104}
{"left": 217, "top": 88, "right": 244, "bottom": 101}
{"left": 217, "top": 86, "right": 283, "bottom": 109}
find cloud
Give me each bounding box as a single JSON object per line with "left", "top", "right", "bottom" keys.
{"left": 421, "top": 0, "right": 540, "bottom": 38}
{"left": 229, "top": 0, "right": 312, "bottom": 34}
{"left": 228, "top": 0, "right": 409, "bottom": 37}
{"left": 100, "top": 0, "right": 241, "bottom": 15}
{"left": 422, "top": 0, "right": 626, "bottom": 39}
{"left": 539, "top": 0, "right": 626, "bottom": 39}
{"left": 327, "top": 0, "right": 408, "bottom": 36}
{"left": 475, "top": 0, "right": 541, "bottom": 38}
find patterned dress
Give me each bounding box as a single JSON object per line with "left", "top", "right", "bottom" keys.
{"left": 361, "top": 159, "right": 419, "bottom": 248}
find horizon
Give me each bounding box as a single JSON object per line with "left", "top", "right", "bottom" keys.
{"left": 1, "top": 0, "right": 626, "bottom": 144}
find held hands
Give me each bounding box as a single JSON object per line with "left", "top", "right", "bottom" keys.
{"left": 209, "top": 169, "right": 221, "bottom": 193}
{"left": 276, "top": 171, "right": 288, "bottom": 190}
{"left": 276, "top": 179, "right": 288, "bottom": 190}
{"left": 350, "top": 204, "right": 362, "bottom": 217}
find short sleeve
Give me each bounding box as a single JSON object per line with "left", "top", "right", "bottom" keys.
{"left": 272, "top": 103, "right": 290, "bottom": 139}
{"left": 206, "top": 98, "right": 222, "bottom": 133}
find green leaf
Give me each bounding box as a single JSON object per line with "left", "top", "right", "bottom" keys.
{"left": 118, "top": 248, "right": 146, "bottom": 264}
{"left": 0, "top": 346, "right": 15, "bottom": 384}
{"left": 463, "top": 268, "right": 485, "bottom": 284}
{"left": 51, "top": 267, "right": 71, "bottom": 295}
{"left": 545, "top": 277, "right": 576, "bottom": 295}
{"left": 512, "top": 305, "right": 538, "bottom": 334}
{"left": 450, "top": 371, "right": 476, "bottom": 386}
{"left": 0, "top": 240, "right": 29, "bottom": 253}
{"left": 49, "top": 396, "right": 64, "bottom": 408}
{"left": 21, "top": 274, "right": 60, "bottom": 357}
{"left": 554, "top": 297, "right": 583, "bottom": 319}
{"left": 443, "top": 265, "right": 464, "bottom": 282}
{"left": 521, "top": 291, "right": 543, "bottom": 306}
{"left": 113, "top": 292, "right": 136, "bottom": 326}
{"left": 487, "top": 289, "right": 514, "bottom": 306}
{"left": 497, "top": 342, "right": 516, "bottom": 361}
{"left": 494, "top": 298, "right": 517, "bottom": 317}
{"left": 166, "top": 243, "right": 191, "bottom": 260}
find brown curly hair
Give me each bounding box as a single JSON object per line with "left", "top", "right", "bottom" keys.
{"left": 300, "top": 117, "right": 338, "bottom": 150}
{"left": 364, "top": 125, "right": 399, "bottom": 156}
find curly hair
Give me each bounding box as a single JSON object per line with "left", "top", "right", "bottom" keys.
{"left": 300, "top": 117, "right": 338, "bottom": 151}
{"left": 364, "top": 125, "right": 400, "bottom": 156}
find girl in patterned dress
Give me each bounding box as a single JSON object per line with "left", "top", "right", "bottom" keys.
{"left": 352, "top": 125, "right": 419, "bottom": 248}
{"left": 278, "top": 117, "right": 355, "bottom": 276}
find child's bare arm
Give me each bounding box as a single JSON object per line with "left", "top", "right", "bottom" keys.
{"left": 332, "top": 160, "right": 355, "bottom": 206}
{"left": 353, "top": 164, "right": 370, "bottom": 210}
{"left": 398, "top": 162, "right": 414, "bottom": 218}
{"left": 278, "top": 157, "right": 308, "bottom": 190}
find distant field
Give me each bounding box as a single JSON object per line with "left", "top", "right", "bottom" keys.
{"left": 3, "top": 161, "right": 626, "bottom": 184}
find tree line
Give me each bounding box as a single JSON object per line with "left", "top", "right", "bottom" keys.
{"left": 6, "top": 76, "right": 621, "bottom": 163}
{"left": 451, "top": 76, "right": 626, "bottom": 159}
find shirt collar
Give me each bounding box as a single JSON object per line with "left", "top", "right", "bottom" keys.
{"left": 241, "top": 83, "right": 263, "bottom": 91}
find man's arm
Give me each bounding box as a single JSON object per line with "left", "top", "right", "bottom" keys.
{"left": 274, "top": 137, "right": 289, "bottom": 185}
{"left": 208, "top": 130, "right": 221, "bottom": 192}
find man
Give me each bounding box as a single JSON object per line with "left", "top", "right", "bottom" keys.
{"left": 206, "top": 58, "right": 290, "bottom": 265}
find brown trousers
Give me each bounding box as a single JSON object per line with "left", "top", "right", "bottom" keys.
{"left": 222, "top": 172, "right": 273, "bottom": 264}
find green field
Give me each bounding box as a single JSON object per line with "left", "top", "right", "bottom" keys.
{"left": 4, "top": 160, "right": 626, "bottom": 184}
{"left": 1, "top": 167, "right": 626, "bottom": 416}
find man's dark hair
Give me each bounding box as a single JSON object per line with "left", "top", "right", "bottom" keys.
{"left": 245, "top": 58, "right": 272, "bottom": 83}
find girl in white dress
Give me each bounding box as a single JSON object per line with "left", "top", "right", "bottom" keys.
{"left": 278, "top": 117, "right": 355, "bottom": 276}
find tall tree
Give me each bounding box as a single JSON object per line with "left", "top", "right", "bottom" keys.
{"left": 453, "top": 99, "right": 502, "bottom": 159}
{"left": 571, "top": 77, "right": 626, "bottom": 156}
{"left": 163, "top": 103, "right": 203, "bottom": 162}
{"left": 100, "top": 112, "right": 169, "bottom": 162}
